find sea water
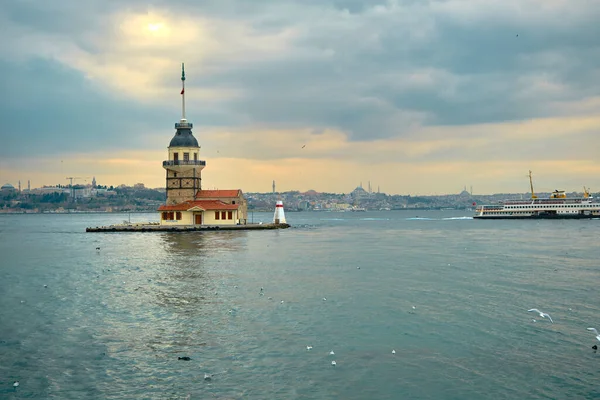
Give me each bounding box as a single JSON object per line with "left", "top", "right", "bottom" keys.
{"left": 1, "top": 211, "right": 599, "bottom": 399}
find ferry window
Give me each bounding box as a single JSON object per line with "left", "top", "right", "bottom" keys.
{"left": 183, "top": 153, "right": 189, "bottom": 161}
{"left": 221, "top": 211, "right": 226, "bottom": 220}
{"left": 228, "top": 211, "right": 233, "bottom": 220}
{"left": 215, "top": 211, "right": 220, "bottom": 220}
{"left": 176, "top": 212, "right": 182, "bottom": 220}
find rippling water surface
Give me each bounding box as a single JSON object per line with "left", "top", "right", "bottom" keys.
{"left": 1, "top": 211, "right": 600, "bottom": 399}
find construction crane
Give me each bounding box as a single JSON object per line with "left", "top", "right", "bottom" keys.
{"left": 583, "top": 186, "right": 591, "bottom": 199}
{"left": 528, "top": 170, "right": 538, "bottom": 199}
{"left": 66, "top": 176, "right": 90, "bottom": 202}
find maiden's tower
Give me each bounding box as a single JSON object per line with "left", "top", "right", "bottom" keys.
{"left": 157, "top": 64, "right": 248, "bottom": 226}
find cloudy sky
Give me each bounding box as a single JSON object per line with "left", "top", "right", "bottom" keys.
{"left": 1, "top": 0, "right": 599, "bottom": 195}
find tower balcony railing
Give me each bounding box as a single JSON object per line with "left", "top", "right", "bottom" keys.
{"left": 163, "top": 160, "right": 206, "bottom": 167}
{"left": 175, "top": 122, "right": 193, "bottom": 129}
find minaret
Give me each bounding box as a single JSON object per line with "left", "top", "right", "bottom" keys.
{"left": 272, "top": 180, "right": 276, "bottom": 194}
{"left": 162, "top": 63, "right": 206, "bottom": 205}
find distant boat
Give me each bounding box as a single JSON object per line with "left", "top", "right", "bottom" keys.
{"left": 350, "top": 206, "right": 366, "bottom": 212}
{"left": 474, "top": 171, "right": 600, "bottom": 219}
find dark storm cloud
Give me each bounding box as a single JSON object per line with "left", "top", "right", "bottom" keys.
{"left": 183, "top": 0, "right": 600, "bottom": 136}
{"left": 1, "top": 0, "right": 600, "bottom": 154}
{"left": 0, "top": 59, "right": 165, "bottom": 156}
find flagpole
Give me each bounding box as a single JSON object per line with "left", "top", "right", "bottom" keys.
{"left": 181, "top": 63, "right": 186, "bottom": 120}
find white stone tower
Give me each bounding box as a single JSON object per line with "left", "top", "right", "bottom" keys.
{"left": 163, "top": 63, "right": 206, "bottom": 205}
{"left": 273, "top": 200, "right": 286, "bottom": 224}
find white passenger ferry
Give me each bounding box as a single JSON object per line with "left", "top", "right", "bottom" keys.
{"left": 474, "top": 171, "right": 600, "bottom": 219}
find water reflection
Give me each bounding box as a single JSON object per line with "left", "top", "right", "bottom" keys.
{"left": 149, "top": 231, "right": 249, "bottom": 320}
{"left": 158, "top": 231, "right": 248, "bottom": 255}
{"left": 96, "top": 231, "right": 256, "bottom": 376}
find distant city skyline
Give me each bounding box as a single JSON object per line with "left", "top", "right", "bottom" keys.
{"left": 1, "top": 1, "right": 599, "bottom": 195}
{"left": 2, "top": 177, "right": 597, "bottom": 198}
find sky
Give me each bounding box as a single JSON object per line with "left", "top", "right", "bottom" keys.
{"left": 1, "top": 0, "right": 599, "bottom": 195}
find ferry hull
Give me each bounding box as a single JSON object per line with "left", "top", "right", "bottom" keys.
{"left": 474, "top": 214, "right": 600, "bottom": 220}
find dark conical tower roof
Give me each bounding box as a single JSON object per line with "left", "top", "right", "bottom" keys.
{"left": 169, "top": 120, "right": 199, "bottom": 148}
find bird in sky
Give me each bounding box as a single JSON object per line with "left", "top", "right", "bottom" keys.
{"left": 528, "top": 309, "right": 553, "bottom": 323}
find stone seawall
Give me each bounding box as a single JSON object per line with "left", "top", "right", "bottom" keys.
{"left": 86, "top": 223, "right": 290, "bottom": 232}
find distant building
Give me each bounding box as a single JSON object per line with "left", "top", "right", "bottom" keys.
{"left": 351, "top": 185, "right": 369, "bottom": 200}
{"left": 459, "top": 186, "right": 471, "bottom": 198}
{"left": 73, "top": 185, "right": 92, "bottom": 199}
{"left": 157, "top": 64, "right": 247, "bottom": 226}
{"left": 1, "top": 183, "right": 16, "bottom": 193}
{"left": 31, "top": 186, "right": 70, "bottom": 195}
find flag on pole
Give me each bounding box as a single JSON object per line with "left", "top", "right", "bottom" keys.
{"left": 181, "top": 88, "right": 185, "bottom": 95}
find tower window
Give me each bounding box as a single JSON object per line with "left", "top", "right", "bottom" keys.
{"left": 194, "top": 153, "right": 198, "bottom": 161}
{"left": 173, "top": 172, "right": 177, "bottom": 177}
{"left": 183, "top": 153, "right": 189, "bottom": 161}
{"left": 173, "top": 153, "right": 179, "bottom": 162}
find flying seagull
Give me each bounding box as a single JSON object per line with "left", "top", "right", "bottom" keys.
{"left": 528, "top": 309, "right": 553, "bottom": 323}
{"left": 302, "top": 145, "right": 306, "bottom": 148}
{"left": 587, "top": 328, "right": 600, "bottom": 341}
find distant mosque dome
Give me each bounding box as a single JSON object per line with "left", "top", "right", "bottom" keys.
{"left": 169, "top": 123, "right": 199, "bottom": 148}
{"left": 351, "top": 186, "right": 368, "bottom": 196}
{"left": 1, "top": 183, "right": 15, "bottom": 190}
{"left": 458, "top": 186, "right": 471, "bottom": 197}
{"left": 302, "top": 190, "right": 319, "bottom": 196}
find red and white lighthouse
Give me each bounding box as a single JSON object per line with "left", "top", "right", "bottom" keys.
{"left": 273, "top": 200, "right": 286, "bottom": 224}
